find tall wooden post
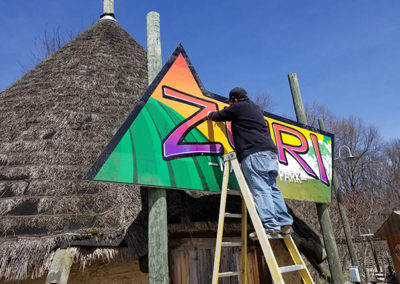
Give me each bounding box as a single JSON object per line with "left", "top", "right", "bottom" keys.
{"left": 317, "top": 118, "right": 345, "bottom": 283}
{"left": 288, "top": 73, "right": 344, "bottom": 283}
{"left": 45, "top": 248, "right": 72, "bottom": 284}
{"left": 333, "top": 174, "right": 359, "bottom": 267}
{"left": 147, "top": 12, "right": 162, "bottom": 82}
{"left": 103, "top": 0, "right": 114, "bottom": 15}
{"left": 146, "top": 11, "right": 169, "bottom": 284}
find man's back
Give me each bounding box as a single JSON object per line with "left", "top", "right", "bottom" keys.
{"left": 230, "top": 100, "right": 277, "bottom": 162}
{"left": 209, "top": 99, "right": 276, "bottom": 161}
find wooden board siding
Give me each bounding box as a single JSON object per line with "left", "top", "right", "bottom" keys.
{"left": 387, "top": 235, "right": 400, "bottom": 276}
{"left": 170, "top": 239, "right": 240, "bottom": 284}
{"left": 247, "top": 246, "right": 261, "bottom": 284}
{"left": 169, "top": 238, "right": 303, "bottom": 284}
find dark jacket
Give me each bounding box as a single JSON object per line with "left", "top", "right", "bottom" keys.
{"left": 209, "top": 99, "right": 277, "bottom": 162}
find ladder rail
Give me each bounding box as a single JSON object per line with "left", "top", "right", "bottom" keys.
{"left": 211, "top": 160, "right": 230, "bottom": 284}
{"left": 241, "top": 198, "right": 247, "bottom": 284}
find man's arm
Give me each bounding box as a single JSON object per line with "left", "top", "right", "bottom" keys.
{"left": 207, "top": 104, "right": 236, "bottom": 122}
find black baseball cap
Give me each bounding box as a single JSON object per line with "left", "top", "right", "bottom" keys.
{"left": 229, "top": 87, "right": 248, "bottom": 101}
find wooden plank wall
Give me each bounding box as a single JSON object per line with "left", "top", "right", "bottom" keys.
{"left": 387, "top": 235, "right": 400, "bottom": 276}
{"left": 169, "top": 238, "right": 304, "bottom": 284}
{"left": 169, "top": 238, "right": 263, "bottom": 284}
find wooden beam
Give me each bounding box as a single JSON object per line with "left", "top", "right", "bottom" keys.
{"left": 103, "top": 0, "right": 114, "bottom": 15}
{"left": 288, "top": 73, "right": 344, "bottom": 284}
{"left": 147, "top": 11, "right": 162, "bottom": 84}
{"left": 334, "top": 174, "right": 359, "bottom": 266}
{"left": 146, "top": 11, "right": 169, "bottom": 284}
{"left": 45, "top": 248, "right": 72, "bottom": 284}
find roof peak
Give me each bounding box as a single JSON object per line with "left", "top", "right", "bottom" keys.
{"left": 100, "top": 14, "right": 116, "bottom": 21}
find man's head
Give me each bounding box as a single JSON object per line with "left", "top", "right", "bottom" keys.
{"left": 229, "top": 87, "right": 248, "bottom": 104}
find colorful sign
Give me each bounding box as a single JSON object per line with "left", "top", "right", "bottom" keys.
{"left": 85, "top": 45, "right": 334, "bottom": 203}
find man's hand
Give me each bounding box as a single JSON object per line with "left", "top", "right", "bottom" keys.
{"left": 207, "top": 111, "right": 212, "bottom": 120}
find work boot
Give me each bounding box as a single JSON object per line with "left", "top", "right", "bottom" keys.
{"left": 280, "top": 225, "right": 294, "bottom": 235}
{"left": 249, "top": 228, "right": 280, "bottom": 240}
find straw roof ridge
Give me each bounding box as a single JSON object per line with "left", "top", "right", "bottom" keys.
{"left": 0, "top": 236, "right": 70, "bottom": 281}
{"left": 0, "top": 18, "right": 149, "bottom": 281}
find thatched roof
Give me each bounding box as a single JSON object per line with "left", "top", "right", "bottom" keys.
{"left": 0, "top": 18, "right": 148, "bottom": 281}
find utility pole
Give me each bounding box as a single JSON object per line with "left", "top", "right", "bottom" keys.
{"left": 146, "top": 11, "right": 169, "bottom": 284}
{"left": 333, "top": 175, "right": 359, "bottom": 267}
{"left": 288, "top": 73, "right": 344, "bottom": 283}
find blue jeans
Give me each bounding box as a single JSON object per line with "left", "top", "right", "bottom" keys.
{"left": 241, "top": 150, "right": 293, "bottom": 230}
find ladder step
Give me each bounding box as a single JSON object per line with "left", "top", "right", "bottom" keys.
{"left": 268, "top": 233, "right": 290, "bottom": 239}
{"left": 227, "top": 189, "right": 241, "bottom": 196}
{"left": 218, "top": 271, "right": 241, "bottom": 278}
{"left": 279, "top": 264, "right": 306, "bottom": 273}
{"left": 221, "top": 241, "right": 242, "bottom": 247}
{"left": 224, "top": 213, "right": 242, "bottom": 218}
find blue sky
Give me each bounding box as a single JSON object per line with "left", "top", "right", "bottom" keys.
{"left": 1, "top": 0, "right": 399, "bottom": 141}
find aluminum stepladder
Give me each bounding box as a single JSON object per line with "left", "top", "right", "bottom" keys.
{"left": 211, "top": 152, "right": 314, "bottom": 284}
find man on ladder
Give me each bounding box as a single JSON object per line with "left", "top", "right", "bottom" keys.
{"left": 207, "top": 87, "right": 293, "bottom": 237}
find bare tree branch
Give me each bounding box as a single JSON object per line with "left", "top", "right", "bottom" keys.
{"left": 19, "top": 25, "right": 75, "bottom": 73}
{"left": 254, "top": 92, "right": 275, "bottom": 112}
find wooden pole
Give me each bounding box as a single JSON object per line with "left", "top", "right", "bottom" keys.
{"left": 333, "top": 174, "right": 359, "bottom": 267}
{"left": 146, "top": 11, "right": 169, "bottom": 284}
{"left": 147, "top": 12, "right": 162, "bottom": 83}
{"left": 288, "top": 73, "right": 307, "bottom": 124}
{"left": 241, "top": 198, "right": 248, "bottom": 284}
{"left": 317, "top": 118, "right": 345, "bottom": 283}
{"left": 288, "top": 73, "right": 344, "bottom": 283}
{"left": 45, "top": 248, "right": 72, "bottom": 284}
{"left": 103, "top": 0, "right": 114, "bottom": 15}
